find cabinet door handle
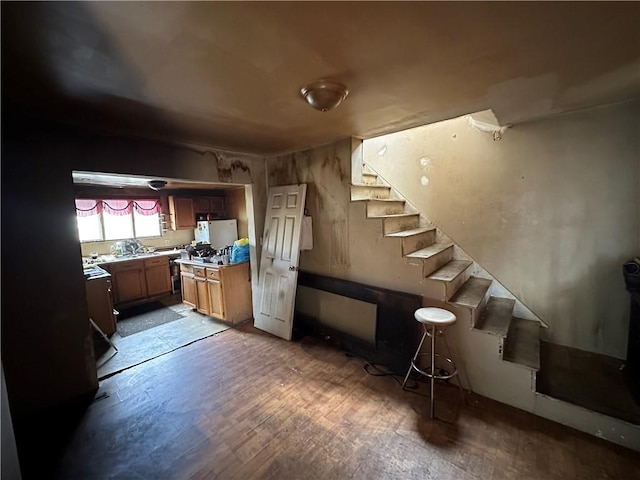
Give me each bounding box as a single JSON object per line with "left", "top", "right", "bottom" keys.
{"left": 289, "top": 266, "right": 297, "bottom": 271}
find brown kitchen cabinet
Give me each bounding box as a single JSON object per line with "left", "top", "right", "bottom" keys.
{"left": 178, "top": 260, "right": 252, "bottom": 324}
{"left": 190, "top": 266, "right": 211, "bottom": 315}
{"left": 195, "top": 277, "right": 210, "bottom": 315}
{"left": 106, "top": 256, "right": 172, "bottom": 306}
{"left": 180, "top": 271, "right": 197, "bottom": 308}
{"left": 169, "top": 196, "right": 196, "bottom": 230}
{"left": 207, "top": 278, "right": 224, "bottom": 318}
{"left": 193, "top": 196, "right": 225, "bottom": 215}
{"left": 109, "top": 260, "right": 147, "bottom": 304}
{"left": 144, "top": 256, "right": 171, "bottom": 297}
{"left": 85, "top": 276, "right": 116, "bottom": 336}
{"left": 213, "top": 262, "right": 252, "bottom": 323}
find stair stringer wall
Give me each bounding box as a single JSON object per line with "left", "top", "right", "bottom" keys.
{"left": 425, "top": 297, "right": 537, "bottom": 411}
{"left": 370, "top": 161, "right": 544, "bottom": 326}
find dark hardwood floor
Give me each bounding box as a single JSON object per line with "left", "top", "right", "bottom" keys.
{"left": 23, "top": 323, "right": 640, "bottom": 479}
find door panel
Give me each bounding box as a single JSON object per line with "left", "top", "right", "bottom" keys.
{"left": 282, "top": 216, "right": 295, "bottom": 261}
{"left": 254, "top": 184, "right": 307, "bottom": 340}
{"left": 260, "top": 271, "right": 274, "bottom": 317}
{"left": 266, "top": 217, "right": 280, "bottom": 258}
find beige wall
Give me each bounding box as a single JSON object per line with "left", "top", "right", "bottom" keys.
{"left": 225, "top": 187, "right": 249, "bottom": 239}
{"left": 363, "top": 101, "right": 640, "bottom": 359}
{"left": 267, "top": 140, "right": 431, "bottom": 341}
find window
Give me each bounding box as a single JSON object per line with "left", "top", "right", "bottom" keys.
{"left": 75, "top": 198, "right": 161, "bottom": 242}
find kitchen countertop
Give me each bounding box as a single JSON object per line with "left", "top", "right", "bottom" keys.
{"left": 83, "top": 249, "right": 183, "bottom": 266}
{"left": 175, "top": 258, "right": 248, "bottom": 268}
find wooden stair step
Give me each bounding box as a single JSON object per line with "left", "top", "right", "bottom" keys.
{"left": 351, "top": 183, "right": 390, "bottom": 189}
{"left": 423, "top": 259, "right": 473, "bottom": 301}
{"left": 362, "top": 164, "right": 376, "bottom": 175}
{"left": 351, "top": 184, "right": 391, "bottom": 201}
{"left": 362, "top": 172, "right": 379, "bottom": 185}
{"left": 381, "top": 213, "right": 420, "bottom": 235}
{"left": 385, "top": 227, "right": 434, "bottom": 238}
{"left": 386, "top": 227, "right": 436, "bottom": 256}
{"left": 407, "top": 243, "right": 454, "bottom": 276}
{"left": 405, "top": 242, "right": 453, "bottom": 260}
{"left": 474, "top": 297, "right": 515, "bottom": 337}
{"left": 503, "top": 317, "right": 541, "bottom": 370}
{"left": 427, "top": 260, "right": 473, "bottom": 282}
{"left": 449, "top": 276, "right": 492, "bottom": 310}
{"left": 366, "top": 199, "right": 406, "bottom": 217}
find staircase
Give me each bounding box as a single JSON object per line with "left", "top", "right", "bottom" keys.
{"left": 351, "top": 164, "right": 542, "bottom": 387}
{"left": 350, "top": 148, "right": 640, "bottom": 452}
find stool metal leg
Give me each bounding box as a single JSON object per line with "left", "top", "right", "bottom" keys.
{"left": 402, "top": 326, "right": 428, "bottom": 390}
{"left": 430, "top": 325, "right": 436, "bottom": 418}
{"left": 401, "top": 310, "right": 465, "bottom": 420}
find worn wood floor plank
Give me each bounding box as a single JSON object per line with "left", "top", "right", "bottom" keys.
{"left": 23, "top": 322, "right": 637, "bottom": 480}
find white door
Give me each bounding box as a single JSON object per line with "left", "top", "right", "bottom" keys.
{"left": 254, "top": 184, "right": 307, "bottom": 340}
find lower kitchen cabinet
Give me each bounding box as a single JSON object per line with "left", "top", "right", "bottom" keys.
{"left": 144, "top": 257, "right": 171, "bottom": 297}
{"left": 195, "top": 277, "right": 210, "bottom": 315}
{"left": 85, "top": 276, "right": 116, "bottom": 336}
{"left": 179, "top": 261, "right": 252, "bottom": 324}
{"left": 207, "top": 279, "right": 224, "bottom": 318}
{"left": 110, "top": 260, "right": 147, "bottom": 304}
{"left": 181, "top": 273, "right": 197, "bottom": 308}
{"left": 105, "top": 255, "right": 172, "bottom": 306}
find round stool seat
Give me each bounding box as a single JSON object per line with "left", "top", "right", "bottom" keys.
{"left": 414, "top": 307, "right": 457, "bottom": 326}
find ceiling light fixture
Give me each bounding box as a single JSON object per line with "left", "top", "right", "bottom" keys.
{"left": 148, "top": 180, "right": 167, "bottom": 191}
{"left": 300, "top": 79, "right": 349, "bottom": 112}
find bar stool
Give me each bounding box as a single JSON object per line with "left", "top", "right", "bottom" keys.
{"left": 402, "top": 307, "right": 465, "bottom": 418}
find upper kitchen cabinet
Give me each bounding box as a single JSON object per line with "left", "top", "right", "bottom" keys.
{"left": 168, "top": 196, "right": 196, "bottom": 230}
{"left": 193, "top": 196, "right": 225, "bottom": 217}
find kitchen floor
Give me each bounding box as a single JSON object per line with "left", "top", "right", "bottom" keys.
{"left": 95, "top": 294, "right": 231, "bottom": 379}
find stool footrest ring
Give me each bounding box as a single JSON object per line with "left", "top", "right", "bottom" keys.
{"left": 410, "top": 352, "right": 458, "bottom": 380}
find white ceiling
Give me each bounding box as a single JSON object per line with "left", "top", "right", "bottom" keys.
{"left": 3, "top": 2, "right": 639, "bottom": 155}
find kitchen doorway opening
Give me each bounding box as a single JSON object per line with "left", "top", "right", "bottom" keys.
{"left": 73, "top": 171, "right": 258, "bottom": 379}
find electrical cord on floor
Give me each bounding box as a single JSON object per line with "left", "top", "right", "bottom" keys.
{"left": 345, "top": 352, "right": 419, "bottom": 389}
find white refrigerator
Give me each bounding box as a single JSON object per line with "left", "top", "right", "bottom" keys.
{"left": 194, "top": 219, "right": 238, "bottom": 249}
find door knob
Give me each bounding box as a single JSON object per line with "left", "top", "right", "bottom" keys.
{"left": 289, "top": 266, "right": 297, "bottom": 271}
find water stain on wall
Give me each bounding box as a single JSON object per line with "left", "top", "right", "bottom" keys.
{"left": 331, "top": 220, "right": 349, "bottom": 267}
{"left": 305, "top": 178, "right": 323, "bottom": 214}
{"left": 268, "top": 157, "right": 302, "bottom": 186}
{"left": 321, "top": 152, "right": 348, "bottom": 183}
{"left": 217, "top": 158, "right": 253, "bottom": 183}
{"left": 267, "top": 144, "right": 351, "bottom": 269}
